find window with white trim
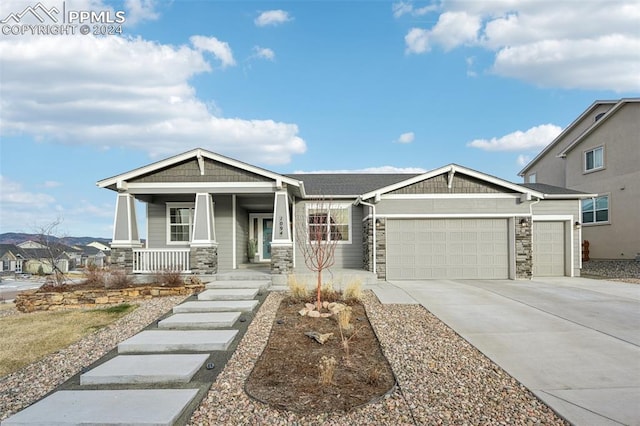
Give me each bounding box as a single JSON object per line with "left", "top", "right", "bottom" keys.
{"left": 528, "top": 173, "right": 536, "bottom": 184}
{"left": 167, "top": 203, "right": 194, "bottom": 243}
{"left": 584, "top": 147, "right": 604, "bottom": 172}
{"left": 306, "top": 203, "right": 351, "bottom": 243}
{"left": 582, "top": 195, "right": 609, "bottom": 224}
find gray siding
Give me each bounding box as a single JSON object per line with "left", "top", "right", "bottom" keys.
{"left": 293, "top": 200, "right": 363, "bottom": 270}
{"left": 376, "top": 197, "right": 529, "bottom": 215}
{"left": 389, "top": 173, "right": 508, "bottom": 194}
{"left": 131, "top": 158, "right": 273, "bottom": 183}
{"left": 214, "top": 195, "right": 233, "bottom": 270}
{"left": 235, "top": 202, "right": 249, "bottom": 265}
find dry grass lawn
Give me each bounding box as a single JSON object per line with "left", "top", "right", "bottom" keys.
{"left": 0, "top": 304, "right": 136, "bottom": 377}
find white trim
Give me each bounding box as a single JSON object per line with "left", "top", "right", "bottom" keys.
{"left": 292, "top": 195, "right": 296, "bottom": 268}
{"left": 304, "top": 202, "right": 353, "bottom": 244}
{"left": 166, "top": 202, "right": 194, "bottom": 246}
{"left": 583, "top": 145, "right": 605, "bottom": 173}
{"left": 361, "top": 164, "right": 543, "bottom": 200}
{"left": 232, "top": 194, "right": 236, "bottom": 269}
{"left": 126, "top": 181, "right": 278, "bottom": 195}
{"left": 532, "top": 215, "right": 573, "bottom": 221}
{"left": 249, "top": 213, "right": 274, "bottom": 262}
{"left": 378, "top": 213, "right": 531, "bottom": 219}
{"left": 381, "top": 193, "right": 520, "bottom": 200}
{"left": 97, "top": 148, "right": 301, "bottom": 189}
{"left": 145, "top": 202, "right": 149, "bottom": 249}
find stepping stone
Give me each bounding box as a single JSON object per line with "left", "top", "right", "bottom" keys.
{"left": 158, "top": 312, "right": 241, "bottom": 329}
{"left": 173, "top": 300, "right": 258, "bottom": 313}
{"left": 206, "top": 280, "right": 271, "bottom": 290}
{"left": 1, "top": 389, "right": 199, "bottom": 426}
{"left": 118, "top": 330, "right": 238, "bottom": 353}
{"left": 198, "top": 288, "right": 258, "bottom": 301}
{"left": 80, "top": 354, "right": 209, "bottom": 385}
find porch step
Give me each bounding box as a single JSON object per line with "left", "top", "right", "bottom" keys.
{"left": 118, "top": 330, "right": 238, "bottom": 353}
{"left": 214, "top": 270, "right": 271, "bottom": 281}
{"left": 173, "top": 300, "right": 258, "bottom": 313}
{"left": 206, "top": 280, "right": 271, "bottom": 290}
{"left": 158, "top": 312, "right": 241, "bottom": 329}
{"left": 1, "top": 389, "right": 199, "bottom": 426}
{"left": 80, "top": 354, "right": 209, "bottom": 385}
{"left": 198, "top": 288, "right": 259, "bottom": 301}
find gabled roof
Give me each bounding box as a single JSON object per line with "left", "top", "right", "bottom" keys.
{"left": 285, "top": 173, "right": 420, "bottom": 197}
{"left": 519, "top": 98, "right": 640, "bottom": 176}
{"left": 359, "top": 164, "right": 545, "bottom": 201}
{"left": 97, "top": 148, "right": 303, "bottom": 191}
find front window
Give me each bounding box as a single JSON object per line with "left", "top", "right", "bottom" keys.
{"left": 582, "top": 195, "right": 609, "bottom": 224}
{"left": 167, "top": 204, "right": 194, "bottom": 243}
{"left": 585, "top": 147, "right": 604, "bottom": 172}
{"left": 307, "top": 204, "right": 351, "bottom": 243}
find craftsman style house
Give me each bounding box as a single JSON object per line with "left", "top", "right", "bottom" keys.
{"left": 519, "top": 98, "right": 640, "bottom": 260}
{"left": 98, "top": 148, "right": 591, "bottom": 280}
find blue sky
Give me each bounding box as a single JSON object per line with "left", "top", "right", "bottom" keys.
{"left": 1, "top": 0, "right": 639, "bottom": 238}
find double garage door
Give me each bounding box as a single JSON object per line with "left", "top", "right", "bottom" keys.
{"left": 386, "top": 219, "right": 509, "bottom": 280}
{"left": 386, "top": 218, "right": 567, "bottom": 279}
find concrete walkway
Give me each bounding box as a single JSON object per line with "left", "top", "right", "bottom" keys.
{"left": 2, "top": 273, "right": 269, "bottom": 426}
{"left": 372, "top": 277, "right": 640, "bottom": 426}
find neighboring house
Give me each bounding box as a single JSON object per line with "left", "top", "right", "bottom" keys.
{"left": 98, "top": 148, "right": 591, "bottom": 280}
{"left": 519, "top": 98, "right": 640, "bottom": 260}
{"left": 17, "top": 240, "right": 47, "bottom": 249}
{"left": 87, "top": 241, "right": 111, "bottom": 252}
{"left": 0, "top": 244, "right": 25, "bottom": 273}
{"left": 79, "top": 246, "right": 106, "bottom": 268}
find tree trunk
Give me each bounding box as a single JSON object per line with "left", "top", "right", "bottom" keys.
{"left": 317, "top": 268, "right": 322, "bottom": 311}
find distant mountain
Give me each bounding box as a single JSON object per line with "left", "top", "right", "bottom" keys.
{"left": 0, "top": 233, "right": 111, "bottom": 247}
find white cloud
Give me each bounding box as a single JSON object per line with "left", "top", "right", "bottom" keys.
{"left": 392, "top": 1, "right": 437, "bottom": 18}
{"left": 124, "top": 0, "right": 159, "bottom": 25}
{"left": 467, "top": 124, "right": 562, "bottom": 152}
{"left": 253, "top": 46, "right": 275, "bottom": 61}
{"left": 0, "top": 35, "right": 306, "bottom": 165}
{"left": 402, "top": 0, "right": 640, "bottom": 91}
{"left": 294, "top": 166, "right": 427, "bottom": 174}
{"left": 0, "top": 176, "right": 55, "bottom": 208}
{"left": 190, "top": 35, "right": 236, "bottom": 68}
{"left": 517, "top": 155, "right": 532, "bottom": 167}
{"left": 255, "top": 10, "right": 291, "bottom": 27}
{"left": 395, "top": 132, "right": 415, "bottom": 144}
{"left": 44, "top": 181, "right": 63, "bottom": 188}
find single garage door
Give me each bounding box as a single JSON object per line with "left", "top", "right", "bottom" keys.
{"left": 386, "top": 219, "right": 509, "bottom": 280}
{"left": 532, "top": 221, "right": 565, "bottom": 276}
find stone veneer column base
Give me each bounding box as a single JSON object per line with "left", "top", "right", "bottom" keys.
{"left": 271, "top": 244, "right": 293, "bottom": 275}
{"left": 190, "top": 246, "right": 218, "bottom": 274}
{"left": 110, "top": 247, "right": 134, "bottom": 274}
{"left": 362, "top": 217, "right": 386, "bottom": 280}
{"left": 515, "top": 217, "right": 533, "bottom": 279}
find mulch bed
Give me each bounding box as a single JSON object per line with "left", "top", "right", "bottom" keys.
{"left": 245, "top": 296, "right": 396, "bottom": 414}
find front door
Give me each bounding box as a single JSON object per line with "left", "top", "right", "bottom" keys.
{"left": 262, "top": 218, "right": 273, "bottom": 260}
{"left": 249, "top": 213, "right": 273, "bottom": 262}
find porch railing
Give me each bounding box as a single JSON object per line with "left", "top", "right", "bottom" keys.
{"left": 132, "top": 248, "right": 191, "bottom": 273}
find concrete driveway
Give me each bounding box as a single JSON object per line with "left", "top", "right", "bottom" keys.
{"left": 375, "top": 277, "right": 640, "bottom": 426}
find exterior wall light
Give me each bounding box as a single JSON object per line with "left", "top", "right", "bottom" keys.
{"left": 575, "top": 221, "right": 581, "bottom": 229}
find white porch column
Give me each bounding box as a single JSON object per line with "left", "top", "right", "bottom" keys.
{"left": 191, "top": 193, "right": 218, "bottom": 274}
{"left": 111, "top": 193, "right": 141, "bottom": 248}
{"left": 191, "top": 193, "right": 217, "bottom": 246}
{"left": 271, "top": 191, "right": 293, "bottom": 278}
{"left": 272, "top": 191, "right": 292, "bottom": 243}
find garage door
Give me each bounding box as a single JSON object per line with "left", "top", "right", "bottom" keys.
{"left": 386, "top": 219, "right": 509, "bottom": 280}
{"left": 533, "top": 222, "right": 565, "bottom": 276}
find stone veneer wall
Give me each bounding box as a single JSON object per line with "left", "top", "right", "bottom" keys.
{"left": 190, "top": 246, "right": 218, "bottom": 274}
{"left": 110, "top": 247, "right": 133, "bottom": 273}
{"left": 15, "top": 283, "right": 204, "bottom": 313}
{"left": 363, "top": 217, "right": 386, "bottom": 280}
{"left": 515, "top": 217, "right": 533, "bottom": 279}
{"left": 271, "top": 244, "right": 293, "bottom": 275}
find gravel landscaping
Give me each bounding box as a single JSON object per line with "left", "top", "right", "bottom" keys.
{"left": 0, "top": 295, "right": 187, "bottom": 421}
{"left": 189, "top": 292, "right": 566, "bottom": 425}
{"left": 581, "top": 260, "right": 640, "bottom": 284}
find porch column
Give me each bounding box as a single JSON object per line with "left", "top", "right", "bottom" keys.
{"left": 111, "top": 193, "right": 141, "bottom": 273}
{"left": 271, "top": 191, "right": 293, "bottom": 277}
{"left": 190, "top": 193, "right": 218, "bottom": 274}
